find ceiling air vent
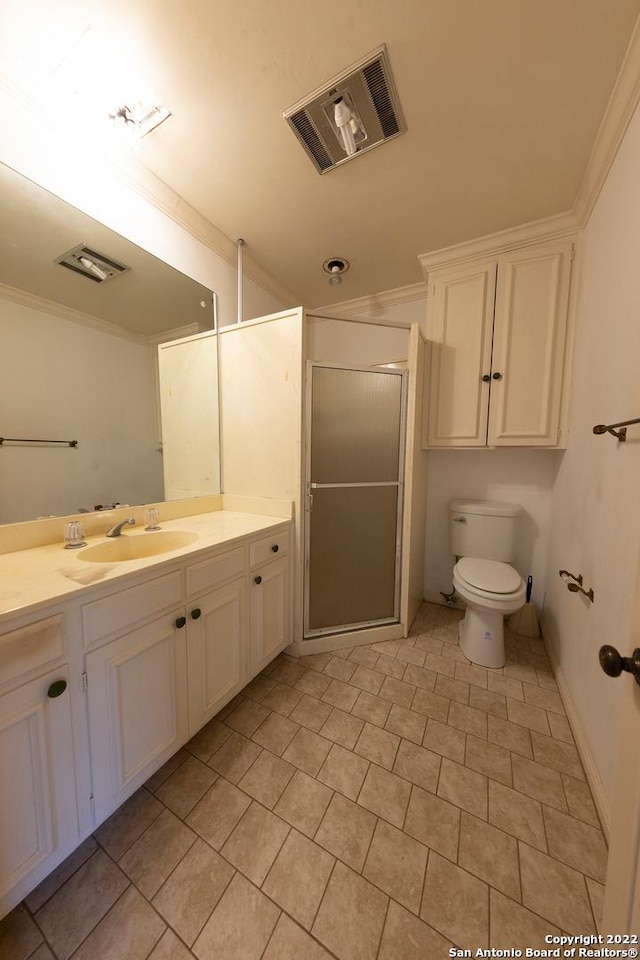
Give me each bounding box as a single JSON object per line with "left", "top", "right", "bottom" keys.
{"left": 55, "top": 244, "right": 130, "bottom": 283}
{"left": 283, "top": 45, "right": 406, "bottom": 174}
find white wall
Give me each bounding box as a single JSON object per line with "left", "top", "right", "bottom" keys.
{"left": 543, "top": 102, "right": 640, "bottom": 804}
{"left": 424, "top": 449, "right": 562, "bottom": 605}
{"left": 1, "top": 297, "right": 163, "bottom": 522}
{"left": 307, "top": 317, "right": 410, "bottom": 366}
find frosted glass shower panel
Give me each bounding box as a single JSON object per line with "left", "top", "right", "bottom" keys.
{"left": 311, "top": 367, "right": 402, "bottom": 483}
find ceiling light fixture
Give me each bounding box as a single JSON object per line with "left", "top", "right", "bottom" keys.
{"left": 109, "top": 102, "right": 171, "bottom": 139}
{"left": 323, "top": 257, "right": 350, "bottom": 286}
{"left": 55, "top": 244, "right": 130, "bottom": 283}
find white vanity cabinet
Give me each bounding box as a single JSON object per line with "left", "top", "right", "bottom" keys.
{"left": 0, "top": 613, "right": 79, "bottom": 913}
{"left": 249, "top": 529, "right": 291, "bottom": 673}
{"left": 423, "top": 237, "right": 574, "bottom": 447}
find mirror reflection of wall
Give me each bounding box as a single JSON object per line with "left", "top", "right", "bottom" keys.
{"left": 0, "top": 162, "right": 219, "bottom": 525}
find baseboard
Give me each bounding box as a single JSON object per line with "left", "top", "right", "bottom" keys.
{"left": 542, "top": 623, "right": 611, "bottom": 842}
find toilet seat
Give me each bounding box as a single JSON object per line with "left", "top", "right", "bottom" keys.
{"left": 455, "top": 557, "right": 523, "bottom": 599}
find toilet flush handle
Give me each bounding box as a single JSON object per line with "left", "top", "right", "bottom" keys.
{"left": 599, "top": 645, "right": 640, "bottom": 686}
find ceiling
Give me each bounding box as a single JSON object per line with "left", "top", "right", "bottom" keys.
{"left": 2, "top": 0, "right": 640, "bottom": 308}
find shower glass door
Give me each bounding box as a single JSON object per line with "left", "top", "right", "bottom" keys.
{"left": 304, "top": 363, "right": 406, "bottom": 637}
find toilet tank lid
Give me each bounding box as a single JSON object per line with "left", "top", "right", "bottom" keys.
{"left": 449, "top": 499, "right": 521, "bottom": 518}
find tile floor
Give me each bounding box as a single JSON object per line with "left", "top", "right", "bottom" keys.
{"left": 1, "top": 602, "right": 608, "bottom": 960}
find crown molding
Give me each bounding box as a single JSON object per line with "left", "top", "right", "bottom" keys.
{"left": 313, "top": 281, "right": 427, "bottom": 319}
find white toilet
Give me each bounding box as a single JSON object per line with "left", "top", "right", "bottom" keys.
{"left": 449, "top": 499, "right": 526, "bottom": 668}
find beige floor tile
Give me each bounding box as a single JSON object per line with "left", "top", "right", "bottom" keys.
{"left": 536, "top": 668, "right": 559, "bottom": 691}
{"left": 22, "top": 945, "right": 54, "bottom": 960}
{"left": 438, "top": 758, "right": 488, "bottom": 819}
{"left": 263, "top": 915, "right": 335, "bottom": 960}
{"left": 35, "top": 849, "right": 128, "bottom": 960}
{"left": 454, "top": 661, "right": 488, "bottom": 688}
{"left": 145, "top": 749, "right": 190, "bottom": 791}
{"left": 282, "top": 726, "right": 332, "bottom": 776}
{"left": 374, "top": 652, "right": 407, "bottom": 679}
{"left": 314, "top": 792, "right": 377, "bottom": 871}
{"left": 432, "top": 625, "right": 459, "bottom": 645}
{"left": 354, "top": 722, "right": 400, "bottom": 770}
{"left": 319, "top": 707, "right": 365, "bottom": 749}
{"left": 586, "top": 877, "right": 605, "bottom": 933}
{"left": 351, "top": 690, "right": 392, "bottom": 727}
{"left": 237, "top": 749, "right": 296, "bottom": 808}
{"left": 322, "top": 678, "right": 360, "bottom": 711}
{"left": 370, "top": 639, "right": 401, "bottom": 656}
{"left": 147, "top": 928, "right": 194, "bottom": 960}
{"left": 507, "top": 698, "right": 551, "bottom": 735}
{"left": 487, "top": 672, "right": 524, "bottom": 701}
{"left": 357, "top": 763, "right": 411, "bottom": 827}
{"left": 208, "top": 731, "right": 262, "bottom": 783}
{"left": 260, "top": 681, "right": 304, "bottom": 717}
{"left": 401, "top": 663, "right": 436, "bottom": 692}
{"left": 263, "top": 830, "right": 335, "bottom": 929}
{"left": 378, "top": 900, "right": 451, "bottom": 960}
{"left": 442, "top": 644, "right": 467, "bottom": 664}
{"left": 217, "top": 693, "right": 246, "bottom": 720}
{"left": 458, "top": 812, "right": 520, "bottom": 899}
{"left": 413, "top": 634, "right": 445, "bottom": 655}
{"left": 300, "top": 652, "right": 332, "bottom": 673}
{"left": 519, "top": 842, "right": 595, "bottom": 932}
{"left": 26, "top": 837, "right": 98, "bottom": 913}
{"left": 512, "top": 754, "right": 567, "bottom": 811}
{"left": 548, "top": 712, "right": 573, "bottom": 742}
{"left": 404, "top": 785, "right": 460, "bottom": 861}
{"left": 312, "top": 861, "right": 388, "bottom": 960}
{"left": 119, "top": 808, "right": 196, "bottom": 898}
{"left": 193, "top": 872, "right": 280, "bottom": 960}
{"left": 411, "top": 686, "right": 450, "bottom": 723}
{"left": 424, "top": 652, "right": 456, "bottom": 677}
{"left": 378, "top": 675, "right": 416, "bottom": 708}
{"left": 434, "top": 673, "right": 470, "bottom": 705}
{"left": 242, "top": 673, "right": 277, "bottom": 702}
{"left": 363, "top": 819, "right": 428, "bottom": 914}
{"left": 295, "top": 670, "right": 332, "bottom": 698}
{"left": 487, "top": 715, "right": 533, "bottom": 758}
{"left": 503, "top": 662, "right": 540, "bottom": 685}
{"left": 488, "top": 780, "right": 546, "bottom": 851}
{"left": 523, "top": 682, "right": 565, "bottom": 715}
{"left": 448, "top": 700, "right": 488, "bottom": 738}
{"left": 422, "top": 718, "right": 466, "bottom": 763}
{"left": 274, "top": 769, "right": 333, "bottom": 837}
{"left": 268, "top": 659, "right": 307, "bottom": 687}
{"left": 490, "top": 889, "right": 561, "bottom": 950}
{"left": 531, "top": 731, "right": 585, "bottom": 780}
{"left": 221, "top": 801, "right": 290, "bottom": 885}
{"left": 225, "top": 698, "right": 271, "bottom": 736}
{"left": 153, "top": 838, "right": 234, "bottom": 944}
{"left": 324, "top": 656, "right": 357, "bottom": 682}
{"left": 318, "top": 743, "right": 370, "bottom": 800}
{"left": 290, "top": 694, "right": 333, "bottom": 732}
{"left": 252, "top": 712, "right": 299, "bottom": 755}
{"left": 542, "top": 806, "right": 608, "bottom": 882}
{"left": 469, "top": 685, "right": 508, "bottom": 719}
{"left": 0, "top": 905, "right": 44, "bottom": 960}
{"left": 392, "top": 739, "right": 441, "bottom": 793}
{"left": 155, "top": 755, "right": 217, "bottom": 819}
{"left": 384, "top": 703, "right": 427, "bottom": 745}
{"left": 349, "top": 664, "right": 384, "bottom": 694}
{"left": 94, "top": 788, "right": 163, "bottom": 861}
{"left": 348, "top": 646, "right": 380, "bottom": 668}
{"left": 187, "top": 776, "right": 251, "bottom": 849}
{"left": 396, "top": 643, "right": 427, "bottom": 667}
{"left": 71, "top": 885, "right": 165, "bottom": 960}
{"left": 184, "top": 720, "right": 232, "bottom": 763}
{"left": 465, "top": 735, "right": 512, "bottom": 787}
{"left": 562, "top": 775, "right": 600, "bottom": 826}
{"left": 421, "top": 850, "right": 489, "bottom": 948}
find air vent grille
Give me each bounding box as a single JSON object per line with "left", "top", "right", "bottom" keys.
{"left": 283, "top": 45, "right": 406, "bottom": 174}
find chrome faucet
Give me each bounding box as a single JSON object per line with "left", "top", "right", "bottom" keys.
{"left": 106, "top": 516, "right": 136, "bottom": 538}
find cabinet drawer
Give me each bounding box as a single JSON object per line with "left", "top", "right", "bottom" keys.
{"left": 0, "top": 615, "right": 65, "bottom": 687}
{"left": 249, "top": 529, "right": 290, "bottom": 568}
{"left": 186, "top": 548, "right": 246, "bottom": 598}
{"left": 82, "top": 571, "right": 183, "bottom": 647}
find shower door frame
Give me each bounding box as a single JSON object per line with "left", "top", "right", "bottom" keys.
{"left": 303, "top": 360, "right": 408, "bottom": 640}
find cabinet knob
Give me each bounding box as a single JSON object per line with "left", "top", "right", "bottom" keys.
{"left": 481, "top": 374, "right": 491, "bottom": 383}
{"left": 175, "top": 616, "right": 186, "bottom": 629}
{"left": 254, "top": 576, "right": 262, "bottom": 585}
{"left": 191, "top": 608, "right": 202, "bottom": 620}
{"left": 271, "top": 544, "right": 279, "bottom": 553}
{"left": 47, "top": 679, "right": 67, "bottom": 698}
{"left": 492, "top": 372, "right": 503, "bottom": 380}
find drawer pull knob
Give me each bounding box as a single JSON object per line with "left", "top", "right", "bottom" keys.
{"left": 47, "top": 679, "right": 67, "bottom": 698}
{"left": 175, "top": 616, "right": 186, "bottom": 629}
{"left": 492, "top": 371, "right": 503, "bottom": 380}
{"left": 254, "top": 576, "right": 262, "bottom": 585}
{"left": 191, "top": 608, "right": 202, "bottom": 620}
{"left": 481, "top": 374, "right": 491, "bottom": 383}
{"left": 271, "top": 544, "right": 279, "bottom": 553}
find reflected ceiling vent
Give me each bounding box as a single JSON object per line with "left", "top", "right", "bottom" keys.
{"left": 55, "top": 244, "right": 130, "bottom": 283}
{"left": 283, "top": 45, "right": 406, "bottom": 174}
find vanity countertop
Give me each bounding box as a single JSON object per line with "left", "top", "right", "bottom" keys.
{"left": 0, "top": 510, "right": 291, "bottom": 624}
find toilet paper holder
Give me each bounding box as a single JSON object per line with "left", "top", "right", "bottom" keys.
{"left": 559, "top": 570, "right": 594, "bottom": 602}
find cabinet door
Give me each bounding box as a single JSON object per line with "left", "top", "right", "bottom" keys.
{"left": 426, "top": 261, "right": 496, "bottom": 446}
{"left": 489, "top": 240, "right": 572, "bottom": 445}
{"left": 250, "top": 557, "right": 290, "bottom": 675}
{"left": 186, "top": 578, "right": 246, "bottom": 735}
{"left": 86, "top": 615, "right": 188, "bottom": 821}
{"left": 0, "top": 669, "right": 78, "bottom": 903}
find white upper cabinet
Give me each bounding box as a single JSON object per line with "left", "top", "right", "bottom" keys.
{"left": 423, "top": 237, "right": 574, "bottom": 448}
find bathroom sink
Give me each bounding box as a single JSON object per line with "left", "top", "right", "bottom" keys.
{"left": 78, "top": 531, "right": 198, "bottom": 563}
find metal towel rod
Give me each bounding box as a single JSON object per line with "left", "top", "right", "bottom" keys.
{"left": 0, "top": 437, "right": 78, "bottom": 447}
{"left": 592, "top": 416, "right": 640, "bottom": 442}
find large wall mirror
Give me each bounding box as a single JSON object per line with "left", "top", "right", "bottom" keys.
{"left": 0, "top": 162, "right": 219, "bottom": 525}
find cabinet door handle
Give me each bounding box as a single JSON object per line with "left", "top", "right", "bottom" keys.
{"left": 481, "top": 374, "right": 491, "bottom": 383}
{"left": 271, "top": 544, "right": 279, "bottom": 553}
{"left": 254, "top": 576, "right": 262, "bottom": 585}
{"left": 191, "top": 608, "right": 202, "bottom": 620}
{"left": 175, "top": 616, "right": 186, "bottom": 629}
{"left": 492, "top": 372, "right": 503, "bottom": 380}
{"left": 47, "top": 679, "right": 67, "bottom": 698}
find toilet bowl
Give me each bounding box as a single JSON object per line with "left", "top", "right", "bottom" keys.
{"left": 452, "top": 557, "right": 526, "bottom": 667}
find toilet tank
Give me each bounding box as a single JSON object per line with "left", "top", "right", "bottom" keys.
{"left": 449, "top": 499, "right": 521, "bottom": 562}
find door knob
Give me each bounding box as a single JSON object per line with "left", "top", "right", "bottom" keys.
{"left": 598, "top": 645, "right": 640, "bottom": 685}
